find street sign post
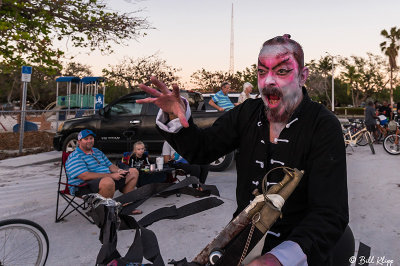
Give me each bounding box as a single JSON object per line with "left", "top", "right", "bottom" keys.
{"left": 21, "top": 66, "right": 32, "bottom": 82}
{"left": 19, "top": 66, "right": 32, "bottom": 154}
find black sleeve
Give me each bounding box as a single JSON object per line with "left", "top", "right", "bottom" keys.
{"left": 128, "top": 155, "right": 134, "bottom": 167}
{"left": 157, "top": 105, "right": 244, "bottom": 165}
{"left": 287, "top": 113, "right": 349, "bottom": 262}
{"left": 145, "top": 153, "right": 153, "bottom": 164}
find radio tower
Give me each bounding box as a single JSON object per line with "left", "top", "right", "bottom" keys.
{"left": 229, "top": 3, "right": 234, "bottom": 74}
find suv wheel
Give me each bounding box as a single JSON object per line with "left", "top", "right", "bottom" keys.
{"left": 62, "top": 133, "right": 79, "bottom": 152}
{"left": 209, "top": 151, "right": 234, "bottom": 172}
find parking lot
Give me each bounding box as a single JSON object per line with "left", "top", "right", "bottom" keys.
{"left": 0, "top": 144, "right": 399, "bottom": 265}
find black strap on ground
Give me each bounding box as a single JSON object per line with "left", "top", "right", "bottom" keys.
{"left": 116, "top": 177, "right": 220, "bottom": 216}
{"left": 168, "top": 258, "right": 200, "bottom": 266}
{"left": 89, "top": 177, "right": 223, "bottom": 266}
{"left": 138, "top": 197, "right": 224, "bottom": 227}
{"left": 355, "top": 242, "right": 371, "bottom": 266}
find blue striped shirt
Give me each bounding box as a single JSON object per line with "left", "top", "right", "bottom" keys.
{"left": 65, "top": 147, "right": 112, "bottom": 194}
{"left": 212, "top": 90, "right": 234, "bottom": 111}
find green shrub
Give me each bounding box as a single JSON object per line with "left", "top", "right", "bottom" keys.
{"left": 335, "top": 107, "right": 365, "bottom": 116}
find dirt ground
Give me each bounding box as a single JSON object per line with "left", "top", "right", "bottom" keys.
{"left": 0, "top": 131, "right": 55, "bottom": 160}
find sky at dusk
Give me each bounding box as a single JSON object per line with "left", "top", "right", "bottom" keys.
{"left": 65, "top": 0, "right": 400, "bottom": 87}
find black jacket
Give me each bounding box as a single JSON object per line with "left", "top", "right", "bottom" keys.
{"left": 159, "top": 89, "right": 348, "bottom": 265}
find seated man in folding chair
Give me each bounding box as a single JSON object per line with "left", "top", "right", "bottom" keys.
{"left": 66, "top": 129, "right": 140, "bottom": 208}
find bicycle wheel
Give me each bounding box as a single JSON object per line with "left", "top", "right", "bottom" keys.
{"left": 0, "top": 219, "right": 49, "bottom": 266}
{"left": 344, "top": 133, "right": 350, "bottom": 148}
{"left": 383, "top": 134, "right": 400, "bottom": 155}
{"left": 365, "top": 132, "right": 375, "bottom": 154}
{"left": 376, "top": 129, "right": 383, "bottom": 141}
{"left": 356, "top": 132, "right": 368, "bottom": 146}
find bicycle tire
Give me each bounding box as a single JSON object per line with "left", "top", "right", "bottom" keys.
{"left": 356, "top": 132, "right": 368, "bottom": 146}
{"left": 344, "top": 133, "right": 350, "bottom": 148}
{"left": 383, "top": 134, "right": 400, "bottom": 155}
{"left": 0, "top": 219, "right": 49, "bottom": 266}
{"left": 365, "top": 132, "right": 375, "bottom": 154}
{"left": 376, "top": 128, "right": 383, "bottom": 141}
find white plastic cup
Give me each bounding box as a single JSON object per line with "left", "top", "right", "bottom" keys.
{"left": 150, "top": 164, "right": 156, "bottom": 171}
{"left": 156, "top": 157, "right": 164, "bottom": 170}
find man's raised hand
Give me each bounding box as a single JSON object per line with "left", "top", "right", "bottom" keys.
{"left": 137, "top": 76, "right": 189, "bottom": 128}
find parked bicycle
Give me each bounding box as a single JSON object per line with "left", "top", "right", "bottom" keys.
{"left": 0, "top": 219, "right": 49, "bottom": 266}
{"left": 383, "top": 121, "right": 400, "bottom": 155}
{"left": 343, "top": 124, "right": 375, "bottom": 154}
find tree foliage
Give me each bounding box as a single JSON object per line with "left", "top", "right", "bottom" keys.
{"left": 0, "top": 62, "right": 61, "bottom": 108}
{"left": 190, "top": 64, "right": 258, "bottom": 93}
{"left": 306, "top": 56, "right": 335, "bottom": 105}
{"left": 339, "top": 54, "right": 388, "bottom": 106}
{"left": 62, "top": 62, "right": 93, "bottom": 77}
{"left": 0, "top": 0, "right": 150, "bottom": 71}
{"left": 380, "top": 26, "right": 400, "bottom": 105}
{"left": 102, "top": 54, "right": 181, "bottom": 92}
{"left": 306, "top": 54, "right": 390, "bottom": 107}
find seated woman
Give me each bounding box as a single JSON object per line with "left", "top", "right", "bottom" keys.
{"left": 162, "top": 141, "right": 209, "bottom": 189}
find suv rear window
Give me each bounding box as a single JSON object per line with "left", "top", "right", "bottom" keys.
{"left": 108, "top": 95, "right": 146, "bottom": 116}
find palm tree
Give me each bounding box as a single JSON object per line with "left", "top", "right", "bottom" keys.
{"left": 380, "top": 27, "right": 400, "bottom": 106}
{"left": 341, "top": 63, "right": 360, "bottom": 107}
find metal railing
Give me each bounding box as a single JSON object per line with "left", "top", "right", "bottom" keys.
{"left": 0, "top": 109, "right": 96, "bottom": 155}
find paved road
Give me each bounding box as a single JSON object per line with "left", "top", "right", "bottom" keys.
{"left": 0, "top": 144, "right": 399, "bottom": 265}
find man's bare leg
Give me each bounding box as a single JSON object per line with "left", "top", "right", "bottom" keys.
{"left": 123, "top": 168, "right": 139, "bottom": 194}
{"left": 123, "top": 168, "right": 141, "bottom": 214}
{"left": 98, "top": 177, "right": 115, "bottom": 198}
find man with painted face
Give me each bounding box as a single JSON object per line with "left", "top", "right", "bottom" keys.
{"left": 137, "top": 35, "right": 348, "bottom": 265}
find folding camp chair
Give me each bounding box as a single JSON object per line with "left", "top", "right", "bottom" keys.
{"left": 55, "top": 151, "right": 94, "bottom": 223}
{"left": 173, "top": 168, "right": 189, "bottom": 182}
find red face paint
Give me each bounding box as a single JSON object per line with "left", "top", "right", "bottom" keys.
{"left": 257, "top": 45, "right": 305, "bottom": 122}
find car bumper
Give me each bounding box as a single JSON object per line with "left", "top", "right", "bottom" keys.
{"left": 53, "top": 134, "right": 64, "bottom": 151}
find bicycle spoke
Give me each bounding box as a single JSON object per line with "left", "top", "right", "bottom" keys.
{"left": 0, "top": 221, "right": 47, "bottom": 266}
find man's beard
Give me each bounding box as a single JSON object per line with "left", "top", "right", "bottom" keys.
{"left": 83, "top": 143, "right": 94, "bottom": 151}
{"left": 262, "top": 87, "right": 302, "bottom": 123}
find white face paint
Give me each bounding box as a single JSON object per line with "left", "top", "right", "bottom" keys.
{"left": 257, "top": 44, "right": 308, "bottom": 122}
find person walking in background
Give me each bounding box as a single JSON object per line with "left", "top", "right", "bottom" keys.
{"left": 364, "top": 101, "right": 380, "bottom": 142}
{"left": 208, "top": 81, "right": 237, "bottom": 111}
{"left": 238, "top": 82, "right": 254, "bottom": 104}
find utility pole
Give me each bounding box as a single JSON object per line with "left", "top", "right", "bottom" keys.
{"left": 229, "top": 3, "right": 234, "bottom": 74}
{"left": 331, "top": 56, "right": 335, "bottom": 112}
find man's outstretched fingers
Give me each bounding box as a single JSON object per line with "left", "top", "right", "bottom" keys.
{"left": 138, "top": 84, "right": 162, "bottom": 97}
{"left": 172, "top": 84, "right": 180, "bottom": 97}
{"left": 178, "top": 112, "right": 189, "bottom": 128}
{"left": 136, "top": 97, "right": 157, "bottom": 104}
{"left": 150, "top": 76, "right": 170, "bottom": 94}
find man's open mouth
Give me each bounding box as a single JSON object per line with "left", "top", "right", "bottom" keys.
{"left": 263, "top": 88, "right": 282, "bottom": 108}
{"left": 267, "top": 94, "right": 281, "bottom": 106}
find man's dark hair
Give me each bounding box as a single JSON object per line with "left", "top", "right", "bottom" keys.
{"left": 367, "top": 101, "right": 374, "bottom": 106}
{"left": 221, "top": 81, "right": 230, "bottom": 88}
{"left": 260, "top": 34, "right": 304, "bottom": 70}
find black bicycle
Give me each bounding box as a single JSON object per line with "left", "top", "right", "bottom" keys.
{"left": 0, "top": 219, "right": 49, "bottom": 266}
